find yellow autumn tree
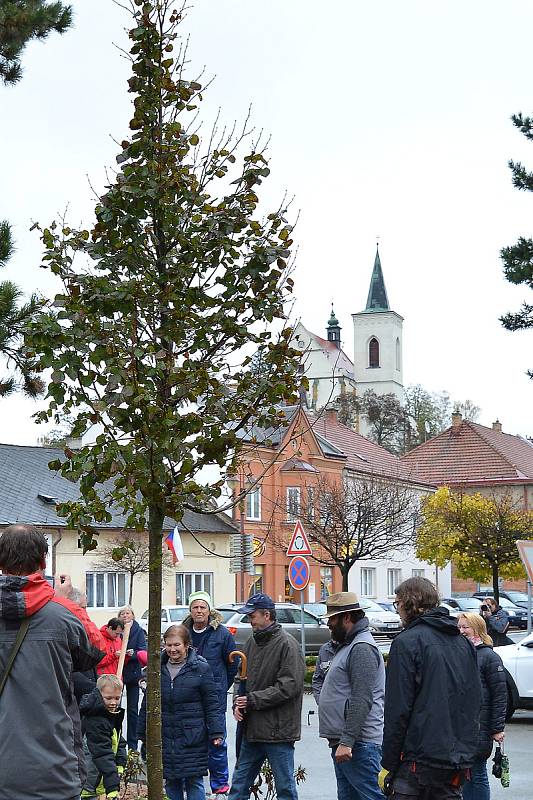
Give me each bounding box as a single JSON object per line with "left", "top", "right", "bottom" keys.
{"left": 417, "top": 487, "right": 533, "bottom": 601}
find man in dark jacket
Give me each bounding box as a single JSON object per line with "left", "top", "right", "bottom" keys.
{"left": 380, "top": 577, "right": 482, "bottom": 800}
{"left": 228, "top": 593, "right": 304, "bottom": 800}
{"left": 311, "top": 637, "right": 339, "bottom": 705}
{"left": 183, "top": 590, "right": 238, "bottom": 796}
{"left": 0, "top": 524, "right": 103, "bottom": 800}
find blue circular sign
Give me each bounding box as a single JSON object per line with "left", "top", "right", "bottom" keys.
{"left": 288, "top": 556, "right": 310, "bottom": 591}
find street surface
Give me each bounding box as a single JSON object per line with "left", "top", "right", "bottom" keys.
{"left": 225, "top": 694, "right": 533, "bottom": 800}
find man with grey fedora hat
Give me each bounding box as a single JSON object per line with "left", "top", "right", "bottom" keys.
{"left": 318, "top": 591, "right": 385, "bottom": 800}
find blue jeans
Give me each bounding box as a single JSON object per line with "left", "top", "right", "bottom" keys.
{"left": 208, "top": 713, "right": 229, "bottom": 790}
{"left": 125, "top": 682, "right": 140, "bottom": 751}
{"left": 165, "top": 776, "right": 206, "bottom": 800}
{"left": 330, "top": 742, "right": 382, "bottom": 800}
{"left": 462, "top": 759, "right": 490, "bottom": 800}
{"left": 229, "top": 737, "right": 297, "bottom": 800}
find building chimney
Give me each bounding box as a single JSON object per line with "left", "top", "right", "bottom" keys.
{"left": 492, "top": 420, "right": 502, "bottom": 433}
{"left": 325, "top": 407, "right": 338, "bottom": 425}
{"left": 451, "top": 412, "right": 462, "bottom": 430}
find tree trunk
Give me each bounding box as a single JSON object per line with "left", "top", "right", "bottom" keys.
{"left": 146, "top": 503, "right": 165, "bottom": 800}
{"left": 342, "top": 567, "right": 349, "bottom": 591}
{"left": 129, "top": 573, "right": 134, "bottom": 605}
{"left": 492, "top": 563, "right": 499, "bottom": 604}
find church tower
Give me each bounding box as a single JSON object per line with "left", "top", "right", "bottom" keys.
{"left": 352, "top": 246, "right": 404, "bottom": 403}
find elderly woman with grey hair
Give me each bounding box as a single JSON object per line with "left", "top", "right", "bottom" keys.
{"left": 117, "top": 606, "right": 147, "bottom": 752}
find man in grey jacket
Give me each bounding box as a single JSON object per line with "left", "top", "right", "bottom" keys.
{"left": 228, "top": 593, "right": 304, "bottom": 800}
{"left": 318, "top": 592, "right": 385, "bottom": 800}
{"left": 0, "top": 524, "right": 103, "bottom": 800}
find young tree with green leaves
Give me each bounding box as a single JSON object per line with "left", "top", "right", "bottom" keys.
{"left": 500, "top": 111, "right": 533, "bottom": 376}
{"left": 0, "top": 0, "right": 72, "bottom": 84}
{"left": 417, "top": 487, "right": 533, "bottom": 602}
{"left": 27, "top": 3, "right": 303, "bottom": 797}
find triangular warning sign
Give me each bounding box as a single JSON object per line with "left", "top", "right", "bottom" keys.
{"left": 287, "top": 520, "right": 312, "bottom": 556}
{"left": 517, "top": 540, "right": 533, "bottom": 583}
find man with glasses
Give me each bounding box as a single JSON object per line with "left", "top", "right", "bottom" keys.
{"left": 379, "top": 577, "right": 481, "bottom": 799}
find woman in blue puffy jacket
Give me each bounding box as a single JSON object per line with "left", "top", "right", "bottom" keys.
{"left": 138, "top": 624, "right": 224, "bottom": 800}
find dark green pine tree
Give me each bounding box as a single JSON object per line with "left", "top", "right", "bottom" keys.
{"left": 0, "top": 0, "right": 72, "bottom": 84}
{"left": 500, "top": 112, "right": 533, "bottom": 377}
{"left": 0, "top": 221, "right": 44, "bottom": 396}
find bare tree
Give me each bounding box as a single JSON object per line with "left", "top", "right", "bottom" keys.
{"left": 92, "top": 534, "right": 174, "bottom": 605}
{"left": 300, "top": 475, "right": 420, "bottom": 590}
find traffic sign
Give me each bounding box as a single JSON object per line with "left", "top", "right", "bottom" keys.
{"left": 288, "top": 556, "right": 310, "bottom": 591}
{"left": 287, "top": 520, "right": 312, "bottom": 556}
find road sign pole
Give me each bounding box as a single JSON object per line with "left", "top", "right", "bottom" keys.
{"left": 300, "top": 590, "right": 306, "bottom": 658}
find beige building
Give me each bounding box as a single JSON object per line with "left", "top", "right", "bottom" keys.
{"left": 0, "top": 443, "right": 237, "bottom": 625}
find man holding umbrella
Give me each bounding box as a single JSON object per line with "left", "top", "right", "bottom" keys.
{"left": 228, "top": 593, "right": 304, "bottom": 800}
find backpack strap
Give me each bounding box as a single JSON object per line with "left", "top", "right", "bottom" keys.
{"left": 0, "top": 617, "right": 30, "bottom": 697}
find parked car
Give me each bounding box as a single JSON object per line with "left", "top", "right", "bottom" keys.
{"left": 495, "top": 632, "right": 533, "bottom": 719}
{"left": 377, "top": 600, "right": 397, "bottom": 614}
{"left": 217, "top": 603, "right": 330, "bottom": 655}
{"left": 304, "top": 602, "right": 327, "bottom": 617}
{"left": 443, "top": 596, "right": 528, "bottom": 629}
{"left": 139, "top": 605, "right": 189, "bottom": 635}
{"left": 473, "top": 589, "right": 530, "bottom": 610}
{"left": 360, "top": 598, "right": 403, "bottom": 638}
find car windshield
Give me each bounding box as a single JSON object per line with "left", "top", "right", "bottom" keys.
{"left": 503, "top": 592, "right": 528, "bottom": 603}
{"left": 360, "top": 598, "right": 386, "bottom": 612}
{"left": 456, "top": 598, "right": 482, "bottom": 610}
{"left": 169, "top": 608, "right": 188, "bottom": 621}
{"left": 217, "top": 609, "right": 239, "bottom": 623}
{"left": 498, "top": 598, "right": 520, "bottom": 609}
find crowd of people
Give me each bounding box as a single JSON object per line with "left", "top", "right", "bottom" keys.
{"left": 0, "top": 524, "right": 511, "bottom": 800}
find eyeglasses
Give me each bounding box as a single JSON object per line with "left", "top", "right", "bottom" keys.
{"left": 393, "top": 601, "right": 400, "bottom": 611}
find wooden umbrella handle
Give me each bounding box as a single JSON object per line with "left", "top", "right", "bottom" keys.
{"left": 229, "top": 649, "right": 247, "bottom": 681}
{"left": 116, "top": 620, "right": 132, "bottom": 681}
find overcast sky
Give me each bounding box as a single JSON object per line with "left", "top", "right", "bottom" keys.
{"left": 2, "top": 0, "right": 533, "bottom": 444}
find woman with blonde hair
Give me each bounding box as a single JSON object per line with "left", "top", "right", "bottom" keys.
{"left": 458, "top": 612, "right": 507, "bottom": 800}
{"left": 117, "top": 606, "right": 146, "bottom": 752}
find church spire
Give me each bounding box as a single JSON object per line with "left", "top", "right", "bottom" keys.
{"left": 327, "top": 303, "right": 341, "bottom": 348}
{"left": 365, "top": 244, "right": 390, "bottom": 312}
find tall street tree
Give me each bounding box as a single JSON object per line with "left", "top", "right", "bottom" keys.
{"left": 0, "top": 0, "right": 72, "bottom": 84}
{"left": 417, "top": 487, "right": 533, "bottom": 601}
{"left": 299, "top": 475, "right": 419, "bottom": 590}
{"left": 26, "top": 3, "right": 303, "bottom": 797}
{"left": 500, "top": 111, "right": 533, "bottom": 376}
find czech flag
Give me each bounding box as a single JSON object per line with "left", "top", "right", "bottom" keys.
{"left": 165, "top": 526, "right": 184, "bottom": 564}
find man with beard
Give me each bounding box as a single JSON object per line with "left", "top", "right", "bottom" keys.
{"left": 318, "top": 592, "right": 385, "bottom": 800}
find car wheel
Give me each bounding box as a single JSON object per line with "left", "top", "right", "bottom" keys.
{"left": 505, "top": 686, "right": 515, "bottom": 722}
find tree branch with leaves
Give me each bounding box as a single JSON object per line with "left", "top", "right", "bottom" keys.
{"left": 26, "top": 3, "right": 304, "bottom": 797}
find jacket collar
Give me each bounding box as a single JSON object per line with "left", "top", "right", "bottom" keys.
{"left": 0, "top": 572, "right": 53, "bottom": 620}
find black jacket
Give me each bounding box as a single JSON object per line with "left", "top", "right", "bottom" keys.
{"left": 382, "top": 607, "right": 481, "bottom": 774}
{"left": 122, "top": 620, "right": 147, "bottom": 685}
{"left": 80, "top": 688, "right": 127, "bottom": 796}
{"left": 474, "top": 643, "right": 507, "bottom": 759}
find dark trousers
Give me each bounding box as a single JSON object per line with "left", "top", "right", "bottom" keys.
{"left": 125, "top": 681, "right": 140, "bottom": 751}
{"left": 391, "top": 763, "right": 463, "bottom": 800}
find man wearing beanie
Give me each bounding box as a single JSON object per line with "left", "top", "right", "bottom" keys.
{"left": 183, "top": 590, "right": 238, "bottom": 798}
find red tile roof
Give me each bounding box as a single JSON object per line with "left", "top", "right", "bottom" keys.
{"left": 401, "top": 420, "right": 533, "bottom": 485}
{"left": 307, "top": 411, "right": 430, "bottom": 485}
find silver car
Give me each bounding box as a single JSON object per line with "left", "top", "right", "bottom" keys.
{"left": 217, "top": 603, "right": 331, "bottom": 655}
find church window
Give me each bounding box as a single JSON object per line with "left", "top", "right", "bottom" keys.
{"left": 395, "top": 337, "right": 401, "bottom": 371}
{"left": 368, "top": 337, "right": 380, "bottom": 368}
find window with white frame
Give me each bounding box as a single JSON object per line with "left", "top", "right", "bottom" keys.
{"left": 361, "top": 567, "right": 376, "bottom": 597}
{"left": 86, "top": 572, "right": 129, "bottom": 609}
{"left": 387, "top": 568, "right": 402, "bottom": 597}
{"left": 176, "top": 572, "right": 213, "bottom": 605}
{"left": 286, "top": 487, "right": 301, "bottom": 522}
{"left": 246, "top": 488, "right": 261, "bottom": 521}
{"left": 412, "top": 568, "right": 425, "bottom": 578}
